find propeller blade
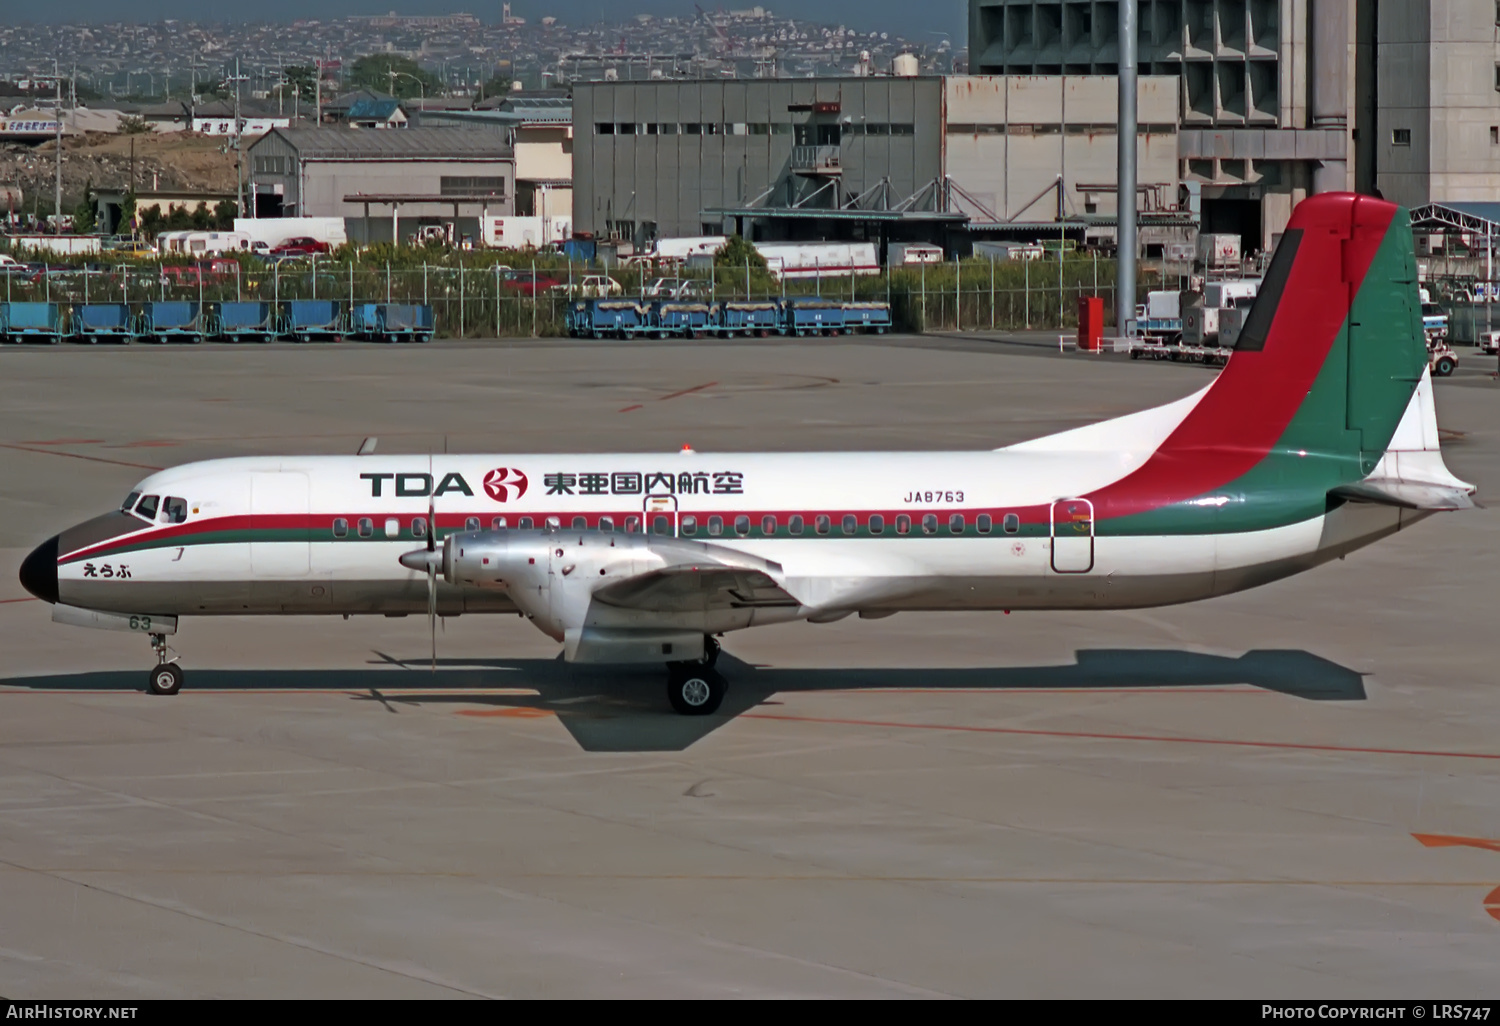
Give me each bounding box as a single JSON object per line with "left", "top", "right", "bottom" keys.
{"left": 428, "top": 561, "right": 437, "bottom": 673}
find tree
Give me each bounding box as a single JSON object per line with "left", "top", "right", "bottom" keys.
{"left": 189, "top": 202, "right": 212, "bottom": 230}
{"left": 121, "top": 192, "right": 137, "bottom": 234}
{"left": 119, "top": 115, "right": 151, "bottom": 135}
{"left": 138, "top": 203, "right": 164, "bottom": 239}
{"left": 165, "top": 205, "right": 193, "bottom": 231}
{"left": 348, "top": 55, "right": 440, "bottom": 99}
{"left": 283, "top": 65, "right": 319, "bottom": 103}
{"left": 714, "top": 234, "right": 768, "bottom": 270}
{"left": 72, "top": 181, "right": 96, "bottom": 234}
{"left": 213, "top": 200, "right": 237, "bottom": 230}
{"left": 478, "top": 73, "right": 512, "bottom": 101}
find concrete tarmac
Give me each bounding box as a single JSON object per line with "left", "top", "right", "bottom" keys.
{"left": 1, "top": 337, "right": 1497, "bottom": 998}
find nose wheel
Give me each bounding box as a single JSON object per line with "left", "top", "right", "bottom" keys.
{"left": 145, "top": 633, "right": 184, "bottom": 696}
{"left": 667, "top": 662, "right": 726, "bottom": 716}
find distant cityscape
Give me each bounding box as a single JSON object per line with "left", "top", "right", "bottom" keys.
{"left": 0, "top": 8, "right": 957, "bottom": 100}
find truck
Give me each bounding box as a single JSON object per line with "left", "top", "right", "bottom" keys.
{"left": 1196, "top": 233, "right": 1241, "bottom": 272}
{"left": 157, "top": 231, "right": 252, "bottom": 257}
{"left": 232, "top": 217, "right": 346, "bottom": 253}
{"left": 1135, "top": 290, "right": 1182, "bottom": 338}
{"left": 972, "top": 241, "right": 1045, "bottom": 261}
{"left": 750, "top": 241, "right": 880, "bottom": 280}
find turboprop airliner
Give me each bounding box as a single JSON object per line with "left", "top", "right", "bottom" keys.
{"left": 17, "top": 194, "right": 1476, "bottom": 714}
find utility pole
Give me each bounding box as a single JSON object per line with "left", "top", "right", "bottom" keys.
{"left": 1116, "top": 0, "right": 1138, "bottom": 338}
{"left": 228, "top": 58, "right": 249, "bottom": 218}
{"left": 53, "top": 59, "right": 62, "bottom": 233}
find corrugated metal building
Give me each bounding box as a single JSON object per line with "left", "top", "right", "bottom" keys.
{"left": 247, "top": 127, "right": 515, "bottom": 244}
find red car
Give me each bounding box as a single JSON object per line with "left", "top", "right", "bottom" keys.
{"left": 499, "top": 268, "right": 563, "bottom": 296}
{"left": 268, "top": 237, "right": 332, "bottom": 258}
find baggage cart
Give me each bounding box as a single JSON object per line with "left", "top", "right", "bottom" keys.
{"left": 71, "top": 303, "right": 135, "bottom": 344}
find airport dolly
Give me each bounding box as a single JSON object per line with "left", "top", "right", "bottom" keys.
{"left": 1, "top": 302, "right": 66, "bottom": 344}
{"left": 138, "top": 302, "right": 205, "bottom": 343}
{"left": 71, "top": 303, "right": 135, "bottom": 344}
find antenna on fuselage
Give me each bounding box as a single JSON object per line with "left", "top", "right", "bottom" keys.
{"left": 357, "top": 437, "right": 378, "bottom": 456}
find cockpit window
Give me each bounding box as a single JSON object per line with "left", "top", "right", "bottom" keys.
{"left": 163, "top": 497, "right": 188, "bottom": 524}
{"left": 121, "top": 491, "right": 141, "bottom": 513}
{"left": 135, "top": 494, "right": 160, "bottom": 520}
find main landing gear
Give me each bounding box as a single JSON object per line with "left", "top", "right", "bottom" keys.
{"left": 665, "top": 635, "right": 726, "bottom": 716}
{"left": 146, "top": 633, "right": 183, "bottom": 696}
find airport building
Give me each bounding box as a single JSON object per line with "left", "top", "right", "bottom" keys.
{"left": 245, "top": 128, "right": 515, "bottom": 245}
{"left": 968, "top": 0, "right": 1500, "bottom": 250}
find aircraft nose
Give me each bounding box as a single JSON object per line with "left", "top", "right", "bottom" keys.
{"left": 18, "top": 535, "right": 59, "bottom": 604}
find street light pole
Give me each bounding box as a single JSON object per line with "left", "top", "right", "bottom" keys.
{"left": 1116, "top": 0, "right": 1138, "bottom": 338}
{"left": 53, "top": 59, "right": 62, "bottom": 232}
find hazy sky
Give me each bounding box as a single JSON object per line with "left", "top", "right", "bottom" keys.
{"left": 15, "top": 3, "right": 969, "bottom": 41}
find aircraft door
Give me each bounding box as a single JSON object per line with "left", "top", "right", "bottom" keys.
{"left": 1050, "top": 498, "right": 1095, "bottom": 573}
{"left": 644, "top": 492, "right": 678, "bottom": 538}
{"left": 250, "top": 472, "right": 311, "bottom": 577}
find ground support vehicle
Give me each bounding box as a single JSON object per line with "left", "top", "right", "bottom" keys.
{"left": 378, "top": 304, "right": 433, "bottom": 343}
{"left": 138, "top": 302, "right": 205, "bottom": 344}
{"left": 714, "top": 301, "right": 779, "bottom": 336}
{"left": 566, "top": 300, "right": 648, "bottom": 338}
{"left": 781, "top": 298, "right": 845, "bottom": 336}
{"left": 651, "top": 301, "right": 712, "bottom": 338}
{"left": 0, "top": 302, "right": 65, "bottom": 344}
{"left": 283, "top": 300, "right": 346, "bottom": 343}
{"left": 213, "top": 302, "right": 278, "bottom": 343}
{"left": 842, "top": 301, "right": 892, "bottom": 333}
{"left": 348, "top": 303, "right": 382, "bottom": 340}
{"left": 1429, "top": 339, "right": 1458, "bottom": 377}
{"left": 71, "top": 303, "right": 135, "bottom": 344}
{"left": 1127, "top": 339, "right": 1231, "bottom": 366}
{"left": 1480, "top": 331, "right": 1500, "bottom": 355}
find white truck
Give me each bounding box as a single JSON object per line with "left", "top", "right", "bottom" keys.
{"left": 888, "top": 242, "right": 944, "bottom": 265}
{"left": 752, "top": 241, "right": 880, "bottom": 280}
{"left": 1135, "top": 290, "right": 1182, "bottom": 338}
{"left": 1196, "top": 233, "right": 1241, "bottom": 271}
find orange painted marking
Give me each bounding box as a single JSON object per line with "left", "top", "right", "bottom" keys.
{"left": 104, "top": 440, "right": 182, "bottom": 449}
{"left": 25, "top": 438, "right": 106, "bottom": 445}
{"left": 740, "top": 712, "right": 1500, "bottom": 761}
{"left": 0, "top": 443, "right": 163, "bottom": 471}
{"left": 655, "top": 381, "right": 718, "bottom": 402}
{"left": 1485, "top": 885, "right": 1500, "bottom": 904}
{"left": 1412, "top": 834, "right": 1500, "bottom": 854}
{"left": 457, "top": 707, "right": 553, "bottom": 719}
{"left": 0, "top": 597, "right": 39, "bottom": 604}
{"left": 618, "top": 404, "right": 644, "bottom": 413}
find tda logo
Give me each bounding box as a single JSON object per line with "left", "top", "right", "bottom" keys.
{"left": 483, "top": 468, "right": 528, "bottom": 502}
{"left": 360, "top": 472, "right": 474, "bottom": 498}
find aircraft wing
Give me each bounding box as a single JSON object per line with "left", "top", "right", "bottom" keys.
{"left": 1330, "top": 478, "right": 1477, "bottom": 511}
{"left": 592, "top": 563, "right": 799, "bottom": 613}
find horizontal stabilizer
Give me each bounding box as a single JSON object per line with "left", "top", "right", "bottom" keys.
{"left": 1330, "top": 479, "right": 1477, "bottom": 511}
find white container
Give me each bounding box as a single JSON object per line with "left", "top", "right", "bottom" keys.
{"left": 232, "top": 217, "right": 347, "bottom": 250}
{"left": 1196, "top": 233, "right": 1241, "bottom": 270}
{"left": 482, "top": 216, "right": 544, "bottom": 249}
{"left": 888, "top": 242, "right": 944, "bottom": 265}
{"left": 754, "top": 241, "right": 879, "bottom": 279}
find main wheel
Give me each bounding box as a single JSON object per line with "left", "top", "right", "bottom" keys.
{"left": 667, "top": 664, "right": 725, "bottom": 716}
{"left": 1434, "top": 356, "right": 1456, "bottom": 377}
{"left": 147, "top": 663, "right": 184, "bottom": 696}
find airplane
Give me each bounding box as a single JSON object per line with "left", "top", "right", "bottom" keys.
{"left": 17, "top": 193, "right": 1477, "bottom": 715}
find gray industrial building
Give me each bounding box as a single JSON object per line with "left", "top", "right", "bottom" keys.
{"left": 246, "top": 128, "right": 515, "bottom": 245}
{"left": 572, "top": 78, "right": 946, "bottom": 247}
{"left": 969, "top": 1, "right": 1500, "bottom": 251}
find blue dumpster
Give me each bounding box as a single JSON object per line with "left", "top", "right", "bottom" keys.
{"left": 716, "top": 301, "right": 780, "bottom": 336}
{"left": 72, "top": 304, "right": 135, "bottom": 344}
{"left": 139, "top": 302, "right": 204, "bottom": 343}
{"left": 284, "top": 300, "right": 345, "bottom": 342}
{"left": 841, "top": 301, "right": 892, "bottom": 333}
{"left": 215, "top": 301, "right": 276, "bottom": 343}
{"left": 378, "top": 304, "right": 433, "bottom": 343}
{"left": 781, "top": 298, "right": 845, "bottom": 336}
{"left": 1, "top": 302, "right": 65, "bottom": 344}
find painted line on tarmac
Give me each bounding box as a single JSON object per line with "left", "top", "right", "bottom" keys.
{"left": 0, "top": 443, "right": 164, "bottom": 471}
{"left": 741, "top": 712, "right": 1500, "bottom": 761}
{"left": 621, "top": 380, "right": 719, "bottom": 413}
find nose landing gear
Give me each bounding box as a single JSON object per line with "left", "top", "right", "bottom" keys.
{"left": 145, "top": 633, "right": 184, "bottom": 696}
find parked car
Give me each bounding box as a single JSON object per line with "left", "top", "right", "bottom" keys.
{"left": 550, "top": 274, "right": 623, "bottom": 298}
{"left": 499, "top": 267, "right": 564, "bottom": 296}
{"left": 159, "top": 260, "right": 239, "bottom": 287}
{"left": 642, "top": 277, "right": 709, "bottom": 299}
{"left": 268, "top": 237, "right": 331, "bottom": 258}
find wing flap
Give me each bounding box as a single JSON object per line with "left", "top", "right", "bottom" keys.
{"left": 1330, "top": 478, "right": 1477, "bottom": 511}
{"left": 593, "top": 564, "right": 799, "bottom": 613}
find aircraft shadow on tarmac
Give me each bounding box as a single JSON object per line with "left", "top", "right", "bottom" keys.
{"left": 0, "top": 648, "right": 1366, "bottom": 753}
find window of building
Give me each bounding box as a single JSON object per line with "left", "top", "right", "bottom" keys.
{"left": 735, "top": 515, "right": 751, "bottom": 536}
{"left": 748, "top": 123, "right": 770, "bottom": 135}
{"left": 815, "top": 515, "right": 831, "bottom": 535}
{"left": 358, "top": 517, "right": 374, "bottom": 538}
{"left": 1491, "top": 126, "right": 1498, "bottom": 145}
{"left": 682, "top": 122, "right": 701, "bottom": 135}
{"left": 977, "top": 513, "right": 992, "bottom": 534}
{"left": 1002, "top": 513, "right": 1020, "bottom": 534}
{"left": 728, "top": 123, "right": 748, "bottom": 135}
{"left": 440, "top": 176, "right": 506, "bottom": 196}
{"left": 465, "top": 516, "right": 481, "bottom": 532}
{"left": 789, "top": 514, "right": 804, "bottom": 535}
{"left": 384, "top": 517, "right": 400, "bottom": 539}
{"left": 252, "top": 155, "right": 287, "bottom": 175}
{"left": 948, "top": 513, "right": 965, "bottom": 534}
{"left": 332, "top": 518, "right": 349, "bottom": 538}
{"left": 889, "top": 123, "right": 915, "bottom": 136}
{"left": 870, "top": 513, "right": 885, "bottom": 534}
{"left": 572, "top": 516, "right": 587, "bottom": 530}
{"left": 703, "top": 122, "right": 721, "bottom": 135}
{"left": 644, "top": 123, "right": 659, "bottom": 135}
{"left": 708, "top": 515, "right": 723, "bottom": 536}
{"left": 657, "top": 123, "right": 678, "bottom": 135}
{"left": 1392, "top": 128, "right": 1411, "bottom": 146}
{"left": 922, "top": 514, "right": 938, "bottom": 535}
{"left": 596, "top": 122, "right": 615, "bottom": 134}
{"left": 865, "top": 123, "right": 889, "bottom": 136}
{"left": 842, "top": 514, "right": 857, "bottom": 535}
{"left": 616, "top": 122, "right": 637, "bottom": 135}
{"left": 761, "top": 514, "right": 777, "bottom": 535}
{"left": 895, "top": 514, "right": 911, "bottom": 535}
{"left": 491, "top": 516, "right": 507, "bottom": 530}
{"left": 770, "top": 122, "right": 793, "bottom": 135}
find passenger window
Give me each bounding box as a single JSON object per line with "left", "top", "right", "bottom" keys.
{"left": 465, "top": 516, "right": 481, "bottom": 532}
{"left": 708, "top": 515, "right": 723, "bottom": 536}
{"left": 121, "top": 491, "right": 141, "bottom": 513}
{"left": 922, "top": 514, "right": 938, "bottom": 535}
{"left": 761, "top": 514, "right": 777, "bottom": 535}
{"left": 734, "top": 515, "right": 750, "bottom": 536}
{"left": 681, "top": 514, "right": 697, "bottom": 535}
{"left": 977, "top": 514, "right": 992, "bottom": 534}
{"left": 412, "top": 517, "right": 428, "bottom": 539}
{"left": 599, "top": 516, "right": 614, "bottom": 532}
{"left": 815, "top": 515, "right": 830, "bottom": 535}
{"left": 492, "top": 516, "right": 508, "bottom": 530}
{"left": 332, "top": 518, "right": 349, "bottom": 538}
{"left": 545, "top": 516, "right": 560, "bottom": 529}
{"left": 789, "top": 515, "right": 804, "bottom": 535}
{"left": 870, "top": 514, "right": 885, "bottom": 534}
{"left": 163, "top": 497, "right": 188, "bottom": 524}
{"left": 572, "top": 515, "right": 587, "bottom": 530}
{"left": 519, "top": 516, "right": 534, "bottom": 529}
{"left": 841, "top": 514, "right": 857, "bottom": 535}
{"left": 949, "top": 513, "right": 965, "bottom": 534}
{"left": 384, "top": 518, "right": 400, "bottom": 539}
{"left": 136, "top": 494, "right": 160, "bottom": 520}
{"left": 652, "top": 514, "right": 671, "bottom": 535}
{"left": 896, "top": 514, "right": 911, "bottom": 535}
{"left": 624, "top": 515, "right": 640, "bottom": 533}
{"left": 358, "top": 517, "right": 374, "bottom": 538}
{"left": 1003, "top": 513, "right": 1020, "bottom": 534}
